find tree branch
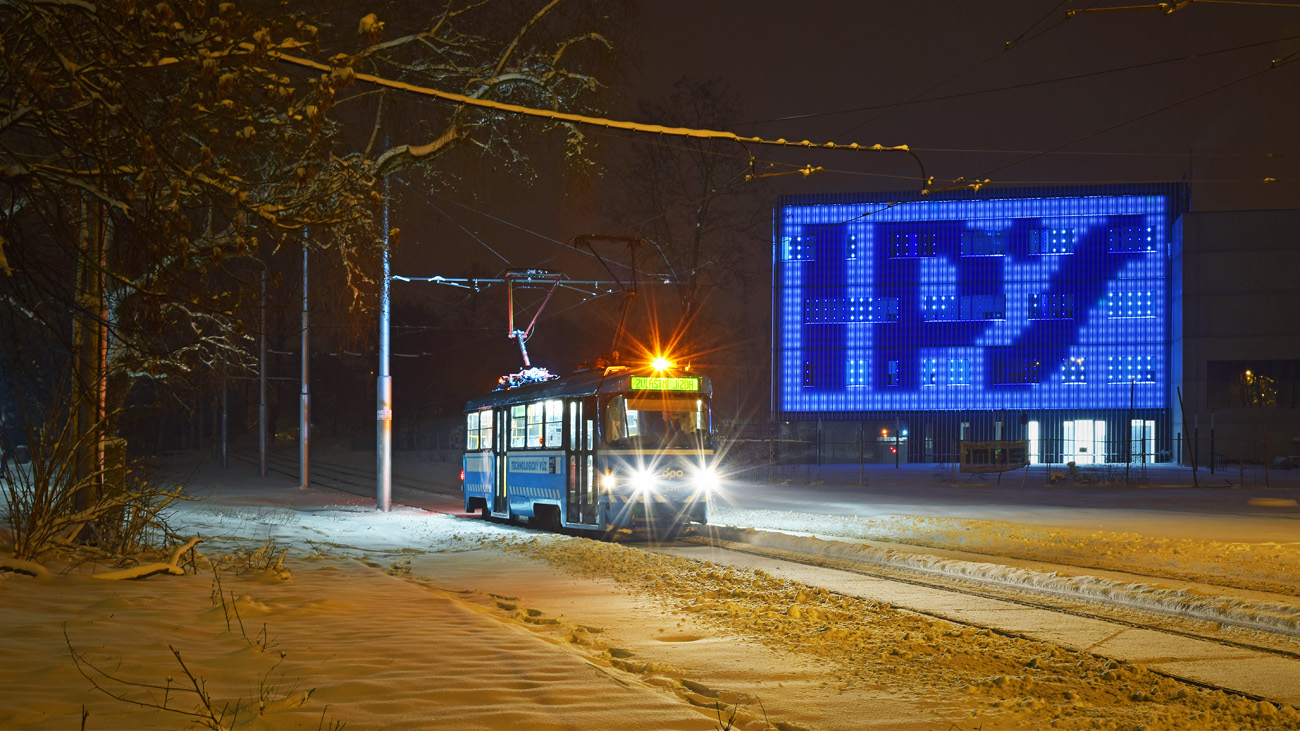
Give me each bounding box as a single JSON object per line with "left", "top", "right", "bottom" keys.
{"left": 91, "top": 536, "right": 202, "bottom": 580}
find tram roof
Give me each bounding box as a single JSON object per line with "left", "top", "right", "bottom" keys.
{"left": 464, "top": 368, "right": 713, "bottom": 411}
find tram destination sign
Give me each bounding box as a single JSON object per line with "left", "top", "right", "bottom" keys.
{"left": 631, "top": 376, "right": 700, "bottom": 392}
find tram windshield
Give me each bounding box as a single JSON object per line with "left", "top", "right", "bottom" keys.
{"left": 604, "top": 395, "right": 710, "bottom": 449}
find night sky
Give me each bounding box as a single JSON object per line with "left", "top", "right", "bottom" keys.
{"left": 387, "top": 0, "right": 1299, "bottom": 398}
{"left": 402, "top": 0, "right": 1298, "bottom": 263}
{"left": 645, "top": 2, "right": 1296, "bottom": 197}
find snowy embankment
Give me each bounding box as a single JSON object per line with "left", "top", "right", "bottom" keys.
{"left": 704, "top": 510, "right": 1300, "bottom": 638}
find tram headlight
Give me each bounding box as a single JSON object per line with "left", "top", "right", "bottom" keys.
{"left": 692, "top": 467, "right": 720, "bottom": 494}
{"left": 631, "top": 469, "right": 657, "bottom": 495}
{"left": 601, "top": 470, "right": 617, "bottom": 490}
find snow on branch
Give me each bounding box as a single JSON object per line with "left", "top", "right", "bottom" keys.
{"left": 0, "top": 557, "right": 53, "bottom": 578}
{"left": 91, "top": 537, "right": 203, "bottom": 581}
{"left": 255, "top": 45, "right": 929, "bottom": 189}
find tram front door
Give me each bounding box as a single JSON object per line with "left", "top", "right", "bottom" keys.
{"left": 493, "top": 409, "right": 507, "bottom": 514}
{"left": 566, "top": 399, "right": 598, "bottom": 524}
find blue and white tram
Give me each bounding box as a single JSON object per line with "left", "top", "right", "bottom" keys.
{"left": 461, "top": 364, "right": 717, "bottom": 534}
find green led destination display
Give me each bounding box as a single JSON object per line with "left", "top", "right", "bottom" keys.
{"left": 631, "top": 376, "right": 700, "bottom": 392}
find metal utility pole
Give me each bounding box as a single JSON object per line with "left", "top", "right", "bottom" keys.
{"left": 377, "top": 179, "right": 392, "bottom": 512}
{"left": 300, "top": 228, "right": 310, "bottom": 489}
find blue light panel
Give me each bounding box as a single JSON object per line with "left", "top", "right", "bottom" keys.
{"left": 776, "top": 192, "right": 1172, "bottom": 412}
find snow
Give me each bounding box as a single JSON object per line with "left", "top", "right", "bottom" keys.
{"left": 3, "top": 454, "right": 1300, "bottom": 730}
{"left": 703, "top": 508, "right": 1300, "bottom": 636}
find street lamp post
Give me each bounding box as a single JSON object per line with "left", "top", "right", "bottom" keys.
{"left": 377, "top": 178, "right": 392, "bottom": 512}
{"left": 300, "top": 228, "right": 310, "bottom": 489}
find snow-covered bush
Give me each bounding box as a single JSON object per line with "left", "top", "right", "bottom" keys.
{"left": 1, "top": 408, "right": 182, "bottom": 562}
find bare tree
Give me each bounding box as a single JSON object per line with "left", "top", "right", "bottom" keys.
{"left": 333, "top": 0, "right": 628, "bottom": 180}
{"left": 602, "top": 78, "right": 772, "bottom": 421}
{"left": 0, "top": 0, "right": 629, "bottom": 560}
{"left": 612, "top": 77, "right": 771, "bottom": 332}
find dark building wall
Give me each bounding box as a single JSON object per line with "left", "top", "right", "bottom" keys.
{"left": 1176, "top": 210, "right": 1300, "bottom": 465}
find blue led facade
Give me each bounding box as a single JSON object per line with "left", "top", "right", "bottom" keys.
{"left": 774, "top": 187, "right": 1182, "bottom": 415}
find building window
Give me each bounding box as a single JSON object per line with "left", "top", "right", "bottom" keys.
{"left": 847, "top": 359, "right": 867, "bottom": 387}
{"left": 921, "top": 358, "right": 939, "bottom": 387}
{"left": 960, "top": 229, "right": 1006, "bottom": 256}
{"left": 885, "top": 360, "right": 900, "bottom": 387}
{"left": 1107, "top": 226, "right": 1158, "bottom": 253}
{"left": 948, "top": 359, "right": 971, "bottom": 385}
{"left": 1107, "top": 355, "right": 1156, "bottom": 383}
{"left": 783, "top": 236, "right": 813, "bottom": 261}
{"left": 1028, "top": 293, "right": 1075, "bottom": 319}
{"left": 1207, "top": 360, "right": 1298, "bottom": 409}
{"left": 1106, "top": 290, "right": 1156, "bottom": 318}
{"left": 804, "top": 297, "right": 899, "bottom": 323}
{"left": 921, "top": 294, "right": 1005, "bottom": 321}
{"left": 994, "top": 357, "right": 1041, "bottom": 385}
{"left": 886, "top": 231, "right": 938, "bottom": 258}
{"left": 1029, "top": 228, "right": 1076, "bottom": 255}
{"left": 803, "top": 360, "right": 815, "bottom": 388}
{"left": 1061, "top": 357, "right": 1087, "bottom": 385}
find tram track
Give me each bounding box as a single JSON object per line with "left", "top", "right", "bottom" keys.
{"left": 640, "top": 529, "right": 1300, "bottom": 702}
{"left": 693, "top": 535, "right": 1300, "bottom": 653}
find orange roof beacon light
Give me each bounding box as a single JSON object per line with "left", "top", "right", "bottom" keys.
{"left": 651, "top": 355, "right": 674, "bottom": 372}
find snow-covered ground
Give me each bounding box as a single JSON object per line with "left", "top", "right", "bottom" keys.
{"left": 3, "top": 452, "right": 1300, "bottom": 730}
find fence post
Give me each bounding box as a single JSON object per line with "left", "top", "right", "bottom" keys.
{"left": 1261, "top": 408, "right": 1270, "bottom": 488}
{"left": 1176, "top": 387, "right": 1199, "bottom": 488}
{"left": 895, "top": 417, "right": 900, "bottom": 469}
{"left": 1209, "top": 409, "right": 1215, "bottom": 474}
{"left": 816, "top": 419, "right": 823, "bottom": 468}
{"left": 858, "top": 421, "right": 865, "bottom": 486}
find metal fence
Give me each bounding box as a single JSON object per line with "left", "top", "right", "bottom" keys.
{"left": 716, "top": 422, "right": 1300, "bottom": 489}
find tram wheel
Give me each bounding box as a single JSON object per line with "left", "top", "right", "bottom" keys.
{"left": 479, "top": 506, "right": 491, "bottom": 520}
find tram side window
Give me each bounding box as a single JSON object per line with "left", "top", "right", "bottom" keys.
{"left": 467, "top": 410, "right": 493, "bottom": 450}
{"left": 479, "top": 410, "right": 492, "bottom": 449}
{"left": 510, "top": 405, "right": 527, "bottom": 448}
{"left": 544, "top": 399, "right": 563, "bottom": 448}
{"left": 466, "top": 412, "right": 477, "bottom": 450}
{"left": 527, "top": 402, "right": 544, "bottom": 447}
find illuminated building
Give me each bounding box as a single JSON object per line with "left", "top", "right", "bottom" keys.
{"left": 772, "top": 185, "right": 1183, "bottom": 464}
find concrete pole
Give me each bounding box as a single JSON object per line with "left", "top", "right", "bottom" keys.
{"left": 259, "top": 267, "right": 267, "bottom": 477}
{"left": 221, "top": 376, "right": 228, "bottom": 469}
{"left": 377, "top": 177, "right": 392, "bottom": 512}
{"left": 300, "top": 228, "right": 310, "bottom": 489}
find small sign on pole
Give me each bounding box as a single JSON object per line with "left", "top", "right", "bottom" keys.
{"left": 377, "top": 409, "right": 392, "bottom": 421}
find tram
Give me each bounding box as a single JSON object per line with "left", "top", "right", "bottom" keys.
{"left": 461, "top": 360, "right": 717, "bottom": 535}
